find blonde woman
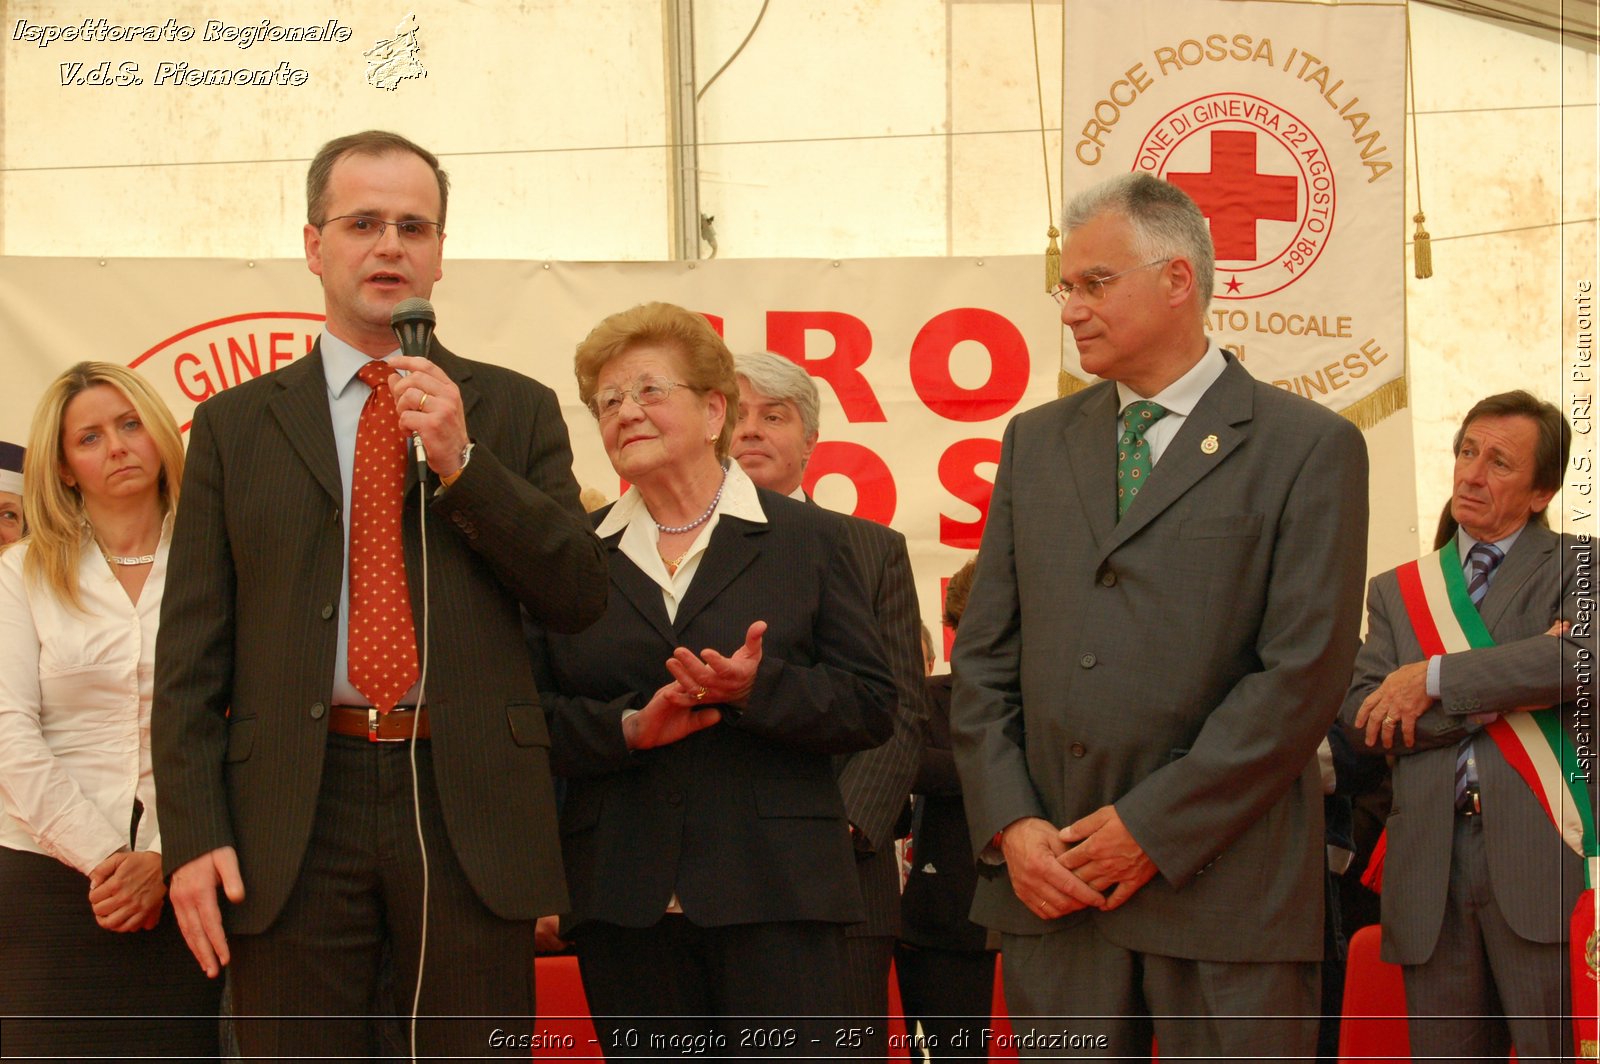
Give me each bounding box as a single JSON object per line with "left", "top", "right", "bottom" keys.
{"left": 0, "top": 362, "right": 220, "bottom": 1057}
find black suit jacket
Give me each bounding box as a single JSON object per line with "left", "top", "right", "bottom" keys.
{"left": 835, "top": 515, "right": 927, "bottom": 940}
{"left": 534, "top": 489, "right": 896, "bottom": 933}
{"left": 900, "top": 674, "right": 989, "bottom": 953}
{"left": 152, "top": 341, "right": 607, "bottom": 932}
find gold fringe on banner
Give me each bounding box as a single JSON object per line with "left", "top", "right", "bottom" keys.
{"left": 1338, "top": 376, "right": 1409, "bottom": 431}
{"left": 1059, "top": 370, "right": 1090, "bottom": 398}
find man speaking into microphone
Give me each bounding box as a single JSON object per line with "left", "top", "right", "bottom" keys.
{"left": 152, "top": 130, "right": 607, "bottom": 1058}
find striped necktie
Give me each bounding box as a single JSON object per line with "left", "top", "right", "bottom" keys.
{"left": 1455, "top": 541, "right": 1505, "bottom": 811}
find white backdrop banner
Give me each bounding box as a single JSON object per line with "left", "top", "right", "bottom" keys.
{"left": 0, "top": 255, "right": 1062, "bottom": 659}
{"left": 0, "top": 253, "right": 1416, "bottom": 653}
{"left": 1063, "top": 0, "right": 1408, "bottom": 427}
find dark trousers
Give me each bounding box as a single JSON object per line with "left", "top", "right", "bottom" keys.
{"left": 1402, "top": 814, "right": 1571, "bottom": 1061}
{"left": 1000, "top": 920, "right": 1319, "bottom": 1060}
{"left": 840, "top": 934, "right": 895, "bottom": 1057}
{"left": 574, "top": 915, "right": 848, "bottom": 1059}
{"left": 894, "top": 942, "right": 998, "bottom": 1060}
{"left": 0, "top": 845, "right": 223, "bottom": 1060}
{"left": 227, "top": 735, "right": 534, "bottom": 1061}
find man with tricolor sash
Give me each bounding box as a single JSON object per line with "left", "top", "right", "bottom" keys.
{"left": 1344, "top": 390, "right": 1597, "bottom": 1060}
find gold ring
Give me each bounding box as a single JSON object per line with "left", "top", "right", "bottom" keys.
{"left": 419, "top": 392, "right": 430, "bottom": 411}
{"left": 694, "top": 688, "right": 707, "bottom": 702}
{"left": 1382, "top": 716, "right": 1396, "bottom": 726}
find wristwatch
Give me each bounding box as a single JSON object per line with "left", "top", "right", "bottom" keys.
{"left": 440, "top": 441, "right": 474, "bottom": 488}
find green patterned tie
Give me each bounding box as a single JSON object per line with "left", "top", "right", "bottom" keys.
{"left": 1117, "top": 400, "right": 1169, "bottom": 520}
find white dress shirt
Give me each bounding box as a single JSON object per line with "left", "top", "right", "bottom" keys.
{"left": 0, "top": 520, "right": 171, "bottom": 874}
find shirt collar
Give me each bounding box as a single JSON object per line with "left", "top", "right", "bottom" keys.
{"left": 595, "top": 460, "right": 766, "bottom": 540}
{"left": 1115, "top": 340, "right": 1227, "bottom": 416}
{"left": 1456, "top": 522, "right": 1526, "bottom": 562}
{"left": 320, "top": 329, "right": 401, "bottom": 398}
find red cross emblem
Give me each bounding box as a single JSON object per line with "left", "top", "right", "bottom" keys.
{"left": 1168, "top": 130, "right": 1298, "bottom": 261}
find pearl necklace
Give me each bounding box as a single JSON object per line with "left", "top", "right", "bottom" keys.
{"left": 653, "top": 466, "right": 728, "bottom": 536}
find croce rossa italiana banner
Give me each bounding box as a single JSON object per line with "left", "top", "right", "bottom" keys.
{"left": 1063, "top": 0, "right": 1407, "bottom": 427}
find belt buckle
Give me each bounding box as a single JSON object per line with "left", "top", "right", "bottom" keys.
{"left": 367, "top": 708, "right": 405, "bottom": 743}
{"left": 1459, "top": 782, "right": 1482, "bottom": 816}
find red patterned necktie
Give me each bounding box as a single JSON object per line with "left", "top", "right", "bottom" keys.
{"left": 348, "top": 360, "right": 419, "bottom": 713}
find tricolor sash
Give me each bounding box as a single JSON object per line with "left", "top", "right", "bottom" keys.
{"left": 1391, "top": 543, "right": 1598, "bottom": 1057}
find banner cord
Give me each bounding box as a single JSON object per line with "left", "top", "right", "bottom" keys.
{"left": 1406, "top": 3, "right": 1434, "bottom": 279}
{"left": 1029, "top": 0, "right": 1062, "bottom": 293}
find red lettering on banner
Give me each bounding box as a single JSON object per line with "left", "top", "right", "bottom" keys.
{"left": 938, "top": 438, "right": 1000, "bottom": 549}
{"left": 175, "top": 351, "right": 216, "bottom": 402}
{"left": 909, "top": 308, "right": 1030, "bottom": 422}
{"left": 766, "top": 311, "right": 885, "bottom": 422}
{"left": 269, "top": 332, "right": 298, "bottom": 372}
{"left": 1167, "top": 129, "right": 1297, "bottom": 260}
{"left": 804, "top": 440, "right": 895, "bottom": 525}
{"left": 701, "top": 313, "right": 725, "bottom": 337}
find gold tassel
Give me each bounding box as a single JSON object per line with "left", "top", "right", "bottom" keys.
{"left": 1412, "top": 212, "right": 1433, "bottom": 280}
{"left": 1058, "top": 370, "right": 1089, "bottom": 398}
{"left": 1045, "top": 226, "right": 1061, "bottom": 293}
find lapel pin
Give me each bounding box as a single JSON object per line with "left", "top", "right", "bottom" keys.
{"left": 1201, "top": 434, "right": 1219, "bottom": 455}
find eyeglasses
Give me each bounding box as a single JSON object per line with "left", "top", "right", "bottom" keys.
{"left": 590, "top": 375, "right": 692, "bottom": 420}
{"left": 318, "top": 215, "right": 444, "bottom": 243}
{"left": 1050, "top": 258, "right": 1171, "bottom": 306}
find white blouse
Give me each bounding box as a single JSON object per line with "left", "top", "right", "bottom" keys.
{"left": 0, "top": 522, "right": 170, "bottom": 874}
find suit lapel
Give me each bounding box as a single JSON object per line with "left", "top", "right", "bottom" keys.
{"left": 1063, "top": 384, "right": 1119, "bottom": 552}
{"left": 1480, "top": 523, "right": 1557, "bottom": 631}
{"left": 604, "top": 532, "right": 678, "bottom": 645}
{"left": 1101, "top": 357, "right": 1252, "bottom": 558}
{"left": 673, "top": 515, "right": 765, "bottom": 634}
{"left": 267, "top": 344, "right": 342, "bottom": 504}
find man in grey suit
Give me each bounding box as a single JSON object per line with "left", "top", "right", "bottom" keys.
{"left": 153, "top": 130, "right": 606, "bottom": 1058}
{"left": 1343, "top": 390, "right": 1591, "bottom": 1060}
{"left": 732, "top": 351, "right": 926, "bottom": 1057}
{"left": 951, "top": 173, "right": 1369, "bottom": 1058}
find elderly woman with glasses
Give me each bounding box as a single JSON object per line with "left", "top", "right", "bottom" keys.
{"left": 0, "top": 363, "right": 222, "bottom": 1057}
{"left": 529, "top": 301, "right": 894, "bottom": 1055}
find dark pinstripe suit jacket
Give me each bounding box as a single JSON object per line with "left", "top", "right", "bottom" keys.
{"left": 953, "top": 356, "right": 1369, "bottom": 961}
{"left": 152, "top": 341, "right": 607, "bottom": 933}
{"left": 834, "top": 515, "right": 928, "bottom": 940}
{"left": 1340, "top": 523, "right": 1595, "bottom": 965}
{"left": 534, "top": 488, "right": 896, "bottom": 933}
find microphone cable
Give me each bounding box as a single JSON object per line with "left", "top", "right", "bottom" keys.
{"left": 407, "top": 428, "right": 432, "bottom": 1064}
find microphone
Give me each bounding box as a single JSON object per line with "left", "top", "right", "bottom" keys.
{"left": 390, "top": 298, "right": 436, "bottom": 468}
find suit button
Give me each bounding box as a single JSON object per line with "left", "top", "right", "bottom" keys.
{"left": 1070, "top": 742, "right": 1087, "bottom": 758}
{"left": 1099, "top": 569, "right": 1117, "bottom": 587}
{"left": 451, "top": 512, "right": 467, "bottom": 527}
{"left": 666, "top": 792, "right": 684, "bottom": 806}
{"left": 1079, "top": 653, "right": 1096, "bottom": 668}
{"left": 309, "top": 702, "right": 326, "bottom": 720}
{"left": 321, "top": 603, "right": 335, "bottom": 620}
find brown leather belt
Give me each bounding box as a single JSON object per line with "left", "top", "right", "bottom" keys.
{"left": 329, "top": 705, "right": 431, "bottom": 743}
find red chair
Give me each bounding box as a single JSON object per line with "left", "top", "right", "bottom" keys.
{"left": 1337, "top": 923, "right": 1410, "bottom": 1063}
{"left": 532, "top": 954, "right": 598, "bottom": 1058}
